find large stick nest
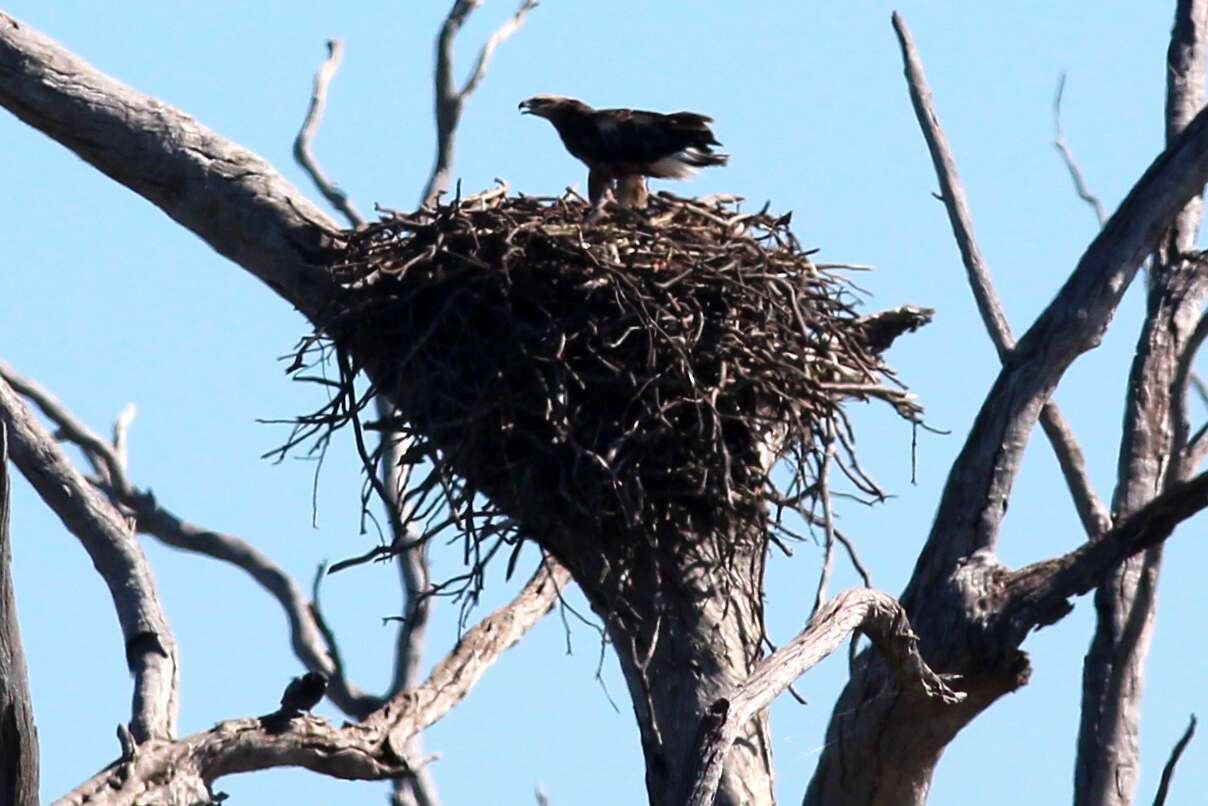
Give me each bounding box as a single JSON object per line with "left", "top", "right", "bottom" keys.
{"left": 287, "top": 188, "right": 923, "bottom": 584}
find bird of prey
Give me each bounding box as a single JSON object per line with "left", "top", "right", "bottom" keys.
{"left": 280, "top": 671, "right": 328, "bottom": 714}
{"left": 519, "top": 95, "right": 728, "bottom": 212}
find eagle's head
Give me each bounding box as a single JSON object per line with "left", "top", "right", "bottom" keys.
{"left": 519, "top": 95, "right": 592, "bottom": 120}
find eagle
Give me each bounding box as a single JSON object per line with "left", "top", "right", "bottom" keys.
{"left": 519, "top": 95, "right": 728, "bottom": 211}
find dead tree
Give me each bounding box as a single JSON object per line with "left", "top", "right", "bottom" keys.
{"left": 1, "top": 5, "right": 1207, "bottom": 806}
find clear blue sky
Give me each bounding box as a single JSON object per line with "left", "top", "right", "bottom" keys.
{"left": 2, "top": 2, "right": 1205, "bottom": 804}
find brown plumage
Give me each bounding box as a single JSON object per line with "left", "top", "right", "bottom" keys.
{"left": 519, "top": 95, "right": 728, "bottom": 210}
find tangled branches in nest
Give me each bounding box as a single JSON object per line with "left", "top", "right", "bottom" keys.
{"left": 282, "top": 187, "right": 925, "bottom": 594}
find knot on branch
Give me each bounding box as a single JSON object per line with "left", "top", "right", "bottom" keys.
{"left": 285, "top": 189, "right": 924, "bottom": 592}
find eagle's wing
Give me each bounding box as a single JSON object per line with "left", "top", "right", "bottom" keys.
{"left": 589, "top": 108, "right": 727, "bottom": 177}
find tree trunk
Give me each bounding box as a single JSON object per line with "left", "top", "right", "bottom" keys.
{"left": 593, "top": 539, "right": 774, "bottom": 806}
{"left": 1075, "top": 4, "right": 1208, "bottom": 803}
{"left": 0, "top": 424, "right": 40, "bottom": 806}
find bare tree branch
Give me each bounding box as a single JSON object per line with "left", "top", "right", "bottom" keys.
{"left": 808, "top": 15, "right": 1208, "bottom": 803}
{"left": 0, "top": 372, "right": 178, "bottom": 742}
{"left": 460, "top": 0, "right": 538, "bottom": 100}
{"left": 112, "top": 402, "right": 135, "bottom": 475}
{"left": 420, "top": 0, "right": 538, "bottom": 207}
{"left": 53, "top": 716, "right": 419, "bottom": 806}
{"left": 0, "top": 11, "right": 341, "bottom": 321}
{"left": 0, "top": 423, "right": 39, "bottom": 806}
{"left": 1076, "top": 5, "right": 1208, "bottom": 803}
{"left": 809, "top": 428, "right": 836, "bottom": 618}
{"left": 54, "top": 558, "right": 569, "bottom": 806}
{"left": 894, "top": 12, "right": 1208, "bottom": 580}
{"left": 892, "top": 15, "right": 1010, "bottom": 358}
{"left": 1174, "top": 303, "right": 1208, "bottom": 470}
{"left": 138, "top": 503, "right": 384, "bottom": 716}
{"left": 1151, "top": 714, "right": 1197, "bottom": 806}
{"left": 0, "top": 362, "right": 134, "bottom": 498}
{"left": 1003, "top": 469, "right": 1208, "bottom": 639}
{"left": 685, "top": 589, "right": 963, "bottom": 806}
{"left": 1, "top": 360, "right": 389, "bottom": 718}
{"left": 892, "top": 11, "right": 1112, "bottom": 538}
{"left": 294, "top": 39, "right": 365, "bottom": 227}
{"left": 290, "top": 39, "right": 443, "bottom": 805}
{"left": 378, "top": 398, "right": 441, "bottom": 806}
{"left": 1053, "top": 73, "right": 1109, "bottom": 227}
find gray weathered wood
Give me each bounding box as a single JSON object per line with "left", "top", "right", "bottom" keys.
{"left": 0, "top": 423, "right": 40, "bottom": 806}
{"left": 805, "top": 10, "right": 1208, "bottom": 805}
{"left": 0, "top": 376, "right": 178, "bottom": 743}
{"left": 1076, "top": 3, "right": 1208, "bottom": 805}
{"left": 0, "top": 11, "right": 341, "bottom": 323}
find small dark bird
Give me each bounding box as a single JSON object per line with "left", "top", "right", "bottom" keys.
{"left": 279, "top": 671, "right": 327, "bottom": 714}
{"left": 519, "top": 95, "right": 728, "bottom": 212}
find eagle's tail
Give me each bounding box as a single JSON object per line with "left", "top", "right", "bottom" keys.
{"left": 648, "top": 147, "right": 730, "bottom": 179}
{"left": 678, "top": 147, "right": 729, "bottom": 168}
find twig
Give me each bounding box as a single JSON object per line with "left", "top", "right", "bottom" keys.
{"left": 810, "top": 425, "right": 836, "bottom": 618}
{"left": 0, "top": 362, "right": 133, "bottom": 498}
{"left": 892, "top": 11, "right": 1112, "bottom": 537}
{"left": 833, "top": 526, "right": 872, "bottom": 588}
{"left": 1053, "top": 73, "right": 1108, "bottom": 227}
{"left": 1151, "top": 714, "right": 1197, "bottom": 806}
{"left": 293, "top": 40, "right": 364, "bottom": 228}
{"left": 112, "top": 402, "right": 135, "bottom": 474}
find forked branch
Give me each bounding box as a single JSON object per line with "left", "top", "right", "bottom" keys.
{"left": 53, "top": 558, "right": 569, "bottom": 806}
{"left": 684, "top": 588, "right": 963, "bottom": 806}
{"left": 0, "top": 373, "right": 178, "bottom": 743}
{"left": 892, "top": 11, "right": 1111, "bottom": 538}
{"left": 421, "top": 0, "right": 539, "bottom": 206}
{"left": 0, "top": 361, "right": 379, "bottom": 716}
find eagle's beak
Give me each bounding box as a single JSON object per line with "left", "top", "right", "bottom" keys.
{"left": 518, "top": 100, "right": 531, "bottom": 114}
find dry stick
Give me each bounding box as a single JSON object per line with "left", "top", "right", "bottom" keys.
{"left": 683, "top": 589, "right": 964, "bottom": 806}
{"left": 1151, "top": 714, "right": 1197, "bottom": 806}
{"left": 809, "top": 425, "right": 837, "bottom": 618}
{"left": 0, "top": 362, "right": 133, "bottom": 498}
{"left": 294, "top": 39, "right": 364, "bottom": 227}
{"left": 421, "top": 0, "right": 538, "bottom": 207}
{"left": 112, "top": 402, "right": 135, "bottom": 475}
{"left": 1053, "top": 73, "right": 1108, "bottom": 228}
{"left": 1, "top": 360, "right": 378, "bottom": 716}
{"left": 53, "top": 559, "right": 571, "bottom": 806}
{"left": 892, "top": 12, "right": 1112, "bottom": 537}
{"left": 0, "top": 374, "right": 178, "bottom": 743}
{"left": 140, "top": 508, "right": 379, "bottom": 717}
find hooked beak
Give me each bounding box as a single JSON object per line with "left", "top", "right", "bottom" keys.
{"left": 518, "top": 100, "right": 533, "bottom": 114}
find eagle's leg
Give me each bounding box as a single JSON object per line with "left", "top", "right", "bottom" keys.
{"left": 616, "top": 175, "right": 649, "bottom": 208}
{"left": 586, "top": 168, "right": 613, "bottom": 223}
